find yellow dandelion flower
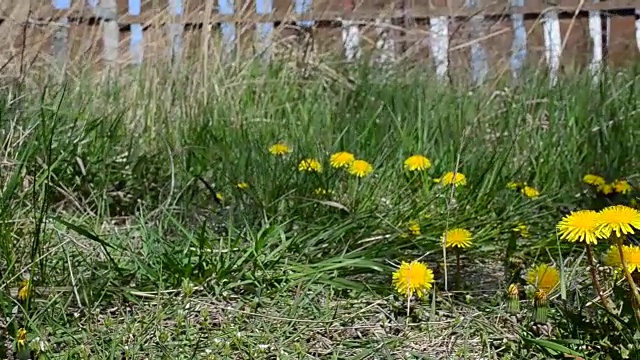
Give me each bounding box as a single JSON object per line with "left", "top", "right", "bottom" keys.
{"left": 435, "top": 171, "right": 467, "bottom": 187}
{"left": 442, "top": 228, "right": 473, "bottom": 249}
{"left": 604, "top": 244, "right": 640, "bottom": 273}
{"left": 16, "top": 328, "right": 27, "bottom": 349}
{"left": 403, "top": 155, "right": 432, "bottom": 172}
{"left": 17, "top": 279, "right": 31, "bottom": 302}
{"left": 268, "top": 143, "right": 292, "bottom": 156}
{"left": 597, "top": 183, "right": 614, "bottom": 195}
{"left": 512, "top": 223, "right": 530, "bottom": 238}
{"left": 215, "top": 192, "right": 224, "bottom": 202}
{"left": 556, "top": 210, "right": 602, "bottom": 245}
{"left": 526, "top": 264, "right": 560, "bottom": 294}
{"left": 392, "top": 260, "right": 434, "bottom": 299}
{"left": 348, "top": 159, "right": 373, "bottom": 178}
{"left": 613, "top": 179, "right": 632, "bottom": 194}
{"left": 330, "top": 151, "right": 355, "bottom": 168}
{"left": 583, "top": 174, "right": 606, "bottom": 187}
{"left": 521, "top": 186, "right": 540, "bottom": 199}
{"left": 236, "top": 182, "right": 249, "bottom": 190}
{"left": 407, "top": 221, "right": 421, "bottom": 236}
{"left": 298, "top": 158, "right": 322, "bottom": 173}
{"left": 597, "top": 205, "right": 640, "bottom": 238}
{"left": 506, "top": 181, "right": 522, "bottom": 190}
{"left": 604, "top": 245, "right": 623, "bottom": 268}
{"left": 627, "top": 247, "right": 640, "bottom": 272}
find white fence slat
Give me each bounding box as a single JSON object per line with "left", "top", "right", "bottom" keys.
{"left": 219, "top": 0, "right": 236, "bottom": 55}
{"left": 295, "top": 0, "right": 314, "bottom": 28}
{"left": 635, "top": 9, "right": 640, "bottom": 52}
{"left": 101, "top": 0, "right": 119, "bottom": 65}
{"left": 129, "top": 0, "right": 143, "bottom": 64}
{"left": 467, "top": 0, "right": 487, "bottom": 85}
{"left": 510, "top": 0, "right": 527, "bottom": 80}
{"left": 52, "top": 0, "right": 71, "bottom": 65}
{"left": 429, "top": 16, "right": 449, "bottom": 82}
{"left": 588, "top": 6, "right": 603, "bottom": 82}
{"left": 341, "top": 20, "right": 361, "bottom": 61}
{"left": 542, "top": 10, "right": 561, "bottom": 86}
{"left": 169, "top": 0, "right": 184, "bottom": 64}
{"left": 255, "top": 0, "right": 274, "bottom": 61}
{"left": 375, "top": 20, "right": 395, "bottom": 64}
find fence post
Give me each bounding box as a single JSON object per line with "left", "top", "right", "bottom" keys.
{"left": 255, "top": 0, "right": 274, "bottom": 61}
{"left": 588, "top": 0, "right": 603, "bottom": 83}
{"left": 219, "top": 0, "right": 236, "bottom": 56}
{"left": 429, "top": 16, "right": 448, "bottom": 82}
{"left": 52, "top": 0, "right": 71, "bottom": 66}
{"left": 467, "top": 0, "right": 487, "bottom": 85}
{"left": 294, "top": 0, "right": 315, "bottom": 70}
{"left": 341, "top": 0, "right": 360, "bottom": 61}
{"left": 541, "top": 7, "right": 561, "bottom": 86}
{"left": 374, "top": 18, "right": 395, "bottom": 65}
{"left": 294, "top": 0, "right": 313, "bottom": 28}
{"left": 635, "top": 9, "right": 639, "bottom": 52}
{"left": 101, "top": 0, "right": 119, "bottom": 66}
{"left": 510, "top": 0, "right": 526, "bottom": 80}
{"left": 169, "top": 0, "right": 184, "bottom": 64}
{"left": 129, "top": 0, "right": 143, "bottom": 64}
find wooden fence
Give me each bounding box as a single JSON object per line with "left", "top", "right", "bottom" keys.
{"left": 1, "top": 0, "right": 639, "bottom": 84}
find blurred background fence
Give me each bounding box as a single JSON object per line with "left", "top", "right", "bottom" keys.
{"left": 0, "top": 0, "right": 639, "bottom": 84}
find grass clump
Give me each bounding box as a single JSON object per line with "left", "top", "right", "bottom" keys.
{"left": 1, "top": 62, "right": 639, "bottom": 359}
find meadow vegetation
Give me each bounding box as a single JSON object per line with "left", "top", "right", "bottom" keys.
{"left": 1, "top": 59, "right": 639, "bottom": 359}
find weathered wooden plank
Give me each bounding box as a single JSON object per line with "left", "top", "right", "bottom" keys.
{"left": 467, "top": 0, "right": 488, "bottom": 84}
{"left": 7, "top": 0, "right": 637, "bottom": 25}
{"left": 374, "top": 18, "right": 396, "bottom": 65}
{"left": 542, "top": 9, "right": 561, "bottom": 85}
{"left": 52, "top": 0, "right": 71, "bottom": 65}
{"left": 130, "top": 0, "right": 144, "bottom": 64}
{"left": 102, "top": 0, "right": 119, "bottom": 65}
{"left": 510, "top": 0, "right": 526, "bottom": 79}
{"left": 169, "top": 0, "right": 184, "bottom": 63}
{"left": 429, "top": 16, "right": 449, "bottom": 81}
{"left": 588, "top": 0, "right": 603, "bottom": 82}
{"left": 636, "top": 8, "right": 640, "bottom": 52}
{"left": 341, "top": 0, "right": 361, "bottom": 61}
{"left": 295, "top": 0, "right": 314, "bottom": 27}
{"left": 255, "top": 0, "right": 274, "bottom": 60}
{"left": 219, "top": 0, "right": 236, "bottom": 54}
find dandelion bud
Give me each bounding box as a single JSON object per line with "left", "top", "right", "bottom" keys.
{"left": 17, "top": 280, "right": 31, "bottom": 302}
{"left": 17, "top": 328, "right": 27, "bottom": 350}
{"left": 533, "top": 289, "right": 549, "bottom": 323}
{"left": 506, "top": 284, "right": 520, "bottom": 314}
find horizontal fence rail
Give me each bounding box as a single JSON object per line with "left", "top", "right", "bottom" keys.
{"left": 1, "top": 0, "right": 639, "bottom": 84}
{"left": 2, "top": 2, "right": 639, "bottom": 24}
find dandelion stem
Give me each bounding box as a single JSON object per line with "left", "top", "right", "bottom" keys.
{"left": 442, "top": 237, "right": 448, "bottom": 292}
{"left": 455, "top": 251, "right": 461, "bottom": 289}
{"left": 585, "top": 244, "right": 612, "bottom": 311}
{"left": 406, "top": 293, "right": 411, "bottom": 319}
{"left": 616, "top": 238, "right": 640, "bottom": 320}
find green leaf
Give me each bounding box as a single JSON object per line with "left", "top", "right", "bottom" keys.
{"left": 521, "top": 337, "right": 585, "bottom": 357}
